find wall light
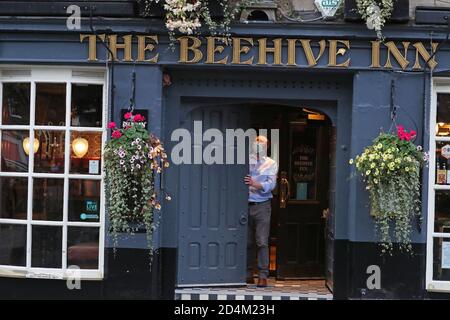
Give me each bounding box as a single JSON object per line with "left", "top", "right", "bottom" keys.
{"left": 22, "top": 137, "right": 39, "bottom": 155}
{"left": 72, "top": 137, "right": 89, "bottom": 158}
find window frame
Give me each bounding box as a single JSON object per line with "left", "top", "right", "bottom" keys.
{"left": 0, "top": 67, "right": 107, "bottom": 280}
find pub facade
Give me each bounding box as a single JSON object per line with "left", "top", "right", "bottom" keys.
{"left": 0, "top": 0, "right": 450, "bottom": 300}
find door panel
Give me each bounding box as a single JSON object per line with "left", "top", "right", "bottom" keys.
{"left": 276, "top": 115, "right": 330, "bottom": 279}
{"left": 177, "top": 106, "right": 249, "bottom": 286}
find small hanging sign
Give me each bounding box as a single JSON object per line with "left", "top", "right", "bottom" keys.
{"left": 314, "top": 0, "right": 342, "bottom": 17}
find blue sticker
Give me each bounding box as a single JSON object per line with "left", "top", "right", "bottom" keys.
{"left": 86, "top": 200, "right": 98, "bottom": 212}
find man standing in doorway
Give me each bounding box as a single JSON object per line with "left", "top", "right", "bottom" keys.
{"left": 244, "top": 135, "right": 278, "bottom": 287}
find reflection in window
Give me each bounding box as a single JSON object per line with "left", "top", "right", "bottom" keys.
{"left": 0, "top": 177, "right": 27, "bottom": 220}
{"left": 437, "top": 94, "right": 450, "bottom": 136}
{"left": 71, "top": 84, "right": 103, "bottom": 127}
{"left": 433, "top": 238, "right": 450, "bottom": 281}
{"left": 35, "top": 83, "right": 66, "bottom": 126}
{"left": 34, "top": 130, "right": 65, "bottom": 173}
{"left": 69, "top": 179, "right": 100, "bottom": 222}
{"left": 70, "top": 132, "right": 102, "bottom": 175}
{"left": 33, "top": 178, "right": 63, "bottom": 221}
{"left": 0, "top": 224, "right": 26, "bottom": 266}
{"left": 67, "top": 227, "right": 99, "bottom": 269}
{"left": 2, "top": 83, "right": 30, "bottom": 125}
{"left": 1, "top": 130, "right": 29, "bottom": 172}
{"left": 31, "top": 226, "right": 62, "bottom": 268}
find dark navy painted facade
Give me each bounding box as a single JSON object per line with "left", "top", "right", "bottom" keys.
{"left": 1, "top": 15, "right": 450, "bottom": 299}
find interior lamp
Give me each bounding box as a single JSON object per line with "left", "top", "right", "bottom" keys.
{"left": 72, "top": 137, "right": 89, "bottom": 158}
{"left": 22, "top": 137, "right": 40, "bottom": 155}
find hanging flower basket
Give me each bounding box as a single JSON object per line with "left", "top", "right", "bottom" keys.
{"left": 344, "top": 0, "right": 409, "bottom": 39}
{"left": 349, "top": 125, "right": 427, "bottom": 254}
{"left": 104, "top": 112, "right": 170, "bottom": 256}
{"left": 344, "top": 0, "right": 409, "bottom": 22}
{"left": 137, "top": 0, "right": 226, "bottom": 19}
{"left": 136, "top": 0, "right": 253, "bottom": 41}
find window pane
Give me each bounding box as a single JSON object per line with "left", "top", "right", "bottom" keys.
{"left": 34, "top": 130, "right": 65, "bottom": 173}
{"left": 435, "top": 141, "right": 450, "bottom": 185}
{"left": 71, "top": 84, "right": 103, "bottom": 127}
{"left": 67, "top": 227, "right": 99, "bottom": 269}
{"left": 70, "top": 131, "right": 102, "bottom": 175}
{"left": 2, "top": 83, "right": 30, "bottom": 125}
{"left": 290, "top": 125, "right": 317, "bottom": 200}
{"left": 31, "top": 225, "right": 62, "bottom": 268}
{"left": 69, "top": 179, "right": 100, "bottom": 222}
{"left": 433, "top": 237, "right": 450, "bottom": 281}
{"left": 0, "top": 177, "right": 27, "bottom": 219}
{"left": 1, "top": 130, "right": 29, "bottom": 172}
{"left": 35, "top": 83, "right": 66, "bottom": 126}
{"left": 32, "top": 178, "right": 63, "bottom": 221}
{"left": 0, "top": 224, "right": 26, "bottom": 266}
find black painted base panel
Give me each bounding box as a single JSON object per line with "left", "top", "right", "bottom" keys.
{"left": 334, "top": 240, "right": 427, "bottom": 299}
{"left": 0, "top": 247, "right": 176, "bottom": 300}
{"left": 1, "top": 241, "right": 450, "bottom": 299}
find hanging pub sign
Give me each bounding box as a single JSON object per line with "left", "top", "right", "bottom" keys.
{"left": 79, "top": 34, "right": 439, "bottom": 71}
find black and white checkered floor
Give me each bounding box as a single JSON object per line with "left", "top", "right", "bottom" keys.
{"left": 175, "top": 279, "right": 333, "bottom": 300}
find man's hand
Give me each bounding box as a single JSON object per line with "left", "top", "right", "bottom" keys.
{"left": 244, "top": 175, "right": 262, "bottom": 190}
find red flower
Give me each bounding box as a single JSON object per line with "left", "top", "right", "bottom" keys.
{"left": 396, "top": 125, "right": 416, "bottom": 141}
{"left": 134, "top": 114, "right": 145, "bottom": 122}
{"left": 107, "top": 121, "right": 117, "bottom": 129}
{"left": 111, "top": 130, "right": 122, "bottom": 139}
{"left": 124, "top": 112, "right": 132, "bottom": 120}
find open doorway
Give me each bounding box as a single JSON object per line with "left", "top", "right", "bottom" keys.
{"left": 247, "top": 103, "right": 334, "bottom": 286}
{"left": 174, "top": 101, "right": 336, "bottom": 298}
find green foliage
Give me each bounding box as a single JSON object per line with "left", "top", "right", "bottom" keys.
{"left": 137, "top": 0, "right": 260, "bottom": 42}
{"left": 351, "top": 130, "right": 426, "bottom": 254}
{"left": 356, "top": 0, "right": 396, "bottom": 39}
{"left": 104, "top": 114, "right": 169, "bottom": 260}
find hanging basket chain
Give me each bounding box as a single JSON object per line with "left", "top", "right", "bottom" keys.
{"left": 129, "top": 64, "right": 136, "bottom": 114}
{"left": 389, "top": 79, "right": 398, "bottom": 133}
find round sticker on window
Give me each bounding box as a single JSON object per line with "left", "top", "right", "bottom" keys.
{"left": 442, "top": 144, "right": 450, "bottom": 159}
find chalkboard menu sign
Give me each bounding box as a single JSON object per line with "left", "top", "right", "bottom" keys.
{"left": 289, "top": 125, "right": 317, "bottom": 200}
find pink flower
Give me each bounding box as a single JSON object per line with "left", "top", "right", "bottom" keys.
{"left": 111, "top": 130, "right": 122, "bottom": 139}
{"left": 107, "top": 121, "right": 117, "bottom": 129}
{"left": 396, "top": 125, "right": 415, "bottom": 141}
{"left": 124, "top": 112, "right": 132, "bottom": 120}
{"left": 134, "top": 114, "right": 145, "bottom": 122}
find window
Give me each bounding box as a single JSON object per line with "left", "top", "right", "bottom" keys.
{"left": 0, "top": 68, "right": 106, "bottom": 280}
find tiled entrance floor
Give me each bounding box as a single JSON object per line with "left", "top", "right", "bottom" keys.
{"left": 175, "top": 279, "right": 333, "bottom": 300}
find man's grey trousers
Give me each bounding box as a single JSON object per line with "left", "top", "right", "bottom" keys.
{"left": 247, "top": 200, "right": 271, "bottom": 280}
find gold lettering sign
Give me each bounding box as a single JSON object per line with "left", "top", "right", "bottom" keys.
{"left": 79, "top": 34, "right": 440, "bottom": 71}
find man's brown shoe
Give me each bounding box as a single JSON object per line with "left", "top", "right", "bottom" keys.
{"left": 257, "top": 278, "right": 268, "bottom": 287}
{"left": 246, "top": 277, "right": 255, "bottom": 284}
